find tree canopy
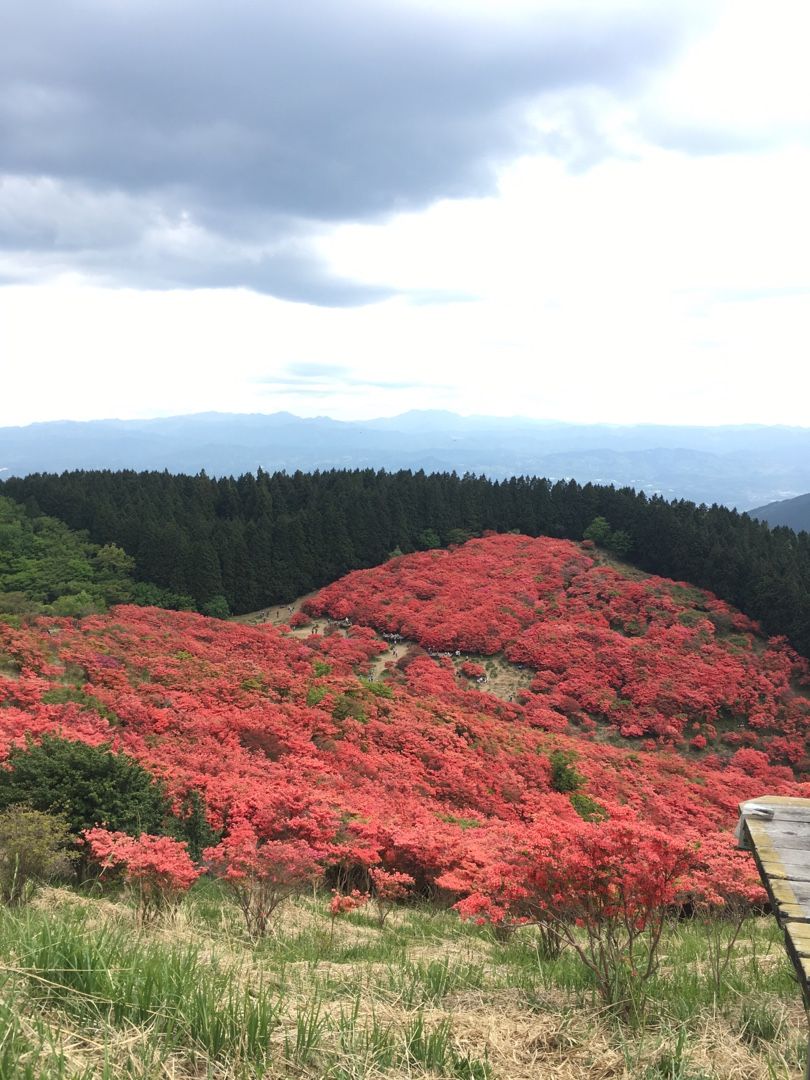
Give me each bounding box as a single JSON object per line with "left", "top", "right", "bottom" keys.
{"left": 2, "top": 468, "right": 809, "bottom": 657}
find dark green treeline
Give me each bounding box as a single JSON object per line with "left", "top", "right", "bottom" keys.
{"left": 2, "top": 469, "right": 809, "bottom": 657}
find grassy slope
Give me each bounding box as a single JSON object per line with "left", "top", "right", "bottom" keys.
{"left": 0, "top": 884, "right": 806, "bottom": 1080}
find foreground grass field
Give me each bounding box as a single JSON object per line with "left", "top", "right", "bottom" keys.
{"left": 0, "top": 882, "right": 806, "bottom": 1079}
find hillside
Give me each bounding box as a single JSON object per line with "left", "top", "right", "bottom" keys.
{"left": 2, "top": 534, "right": 810, "bottom": 1076}
{"left": 3, "top": 411, "right": 810, "bottom": 507}
{"left": 750, "top": 491, "right": 810, "bottom": 533}
{"left": 1, "top": 535, "right": 807, "bottom": 895}
{"left": 306, "top": 534, "right": 810, "bottom": 763}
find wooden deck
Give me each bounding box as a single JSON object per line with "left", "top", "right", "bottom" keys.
{"left": 737, "top": 795, "right": 810, "bottom": 1011}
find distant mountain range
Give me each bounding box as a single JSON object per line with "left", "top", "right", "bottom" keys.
{"left": 2, "top": 410, "right": 810, "bottom": 510}
{"left": 749, "top": 492, "right": 810, "bottom": 532}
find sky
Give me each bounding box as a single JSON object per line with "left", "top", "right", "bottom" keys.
{"left": 1, "top": 0, "right": 809, "bottom": 428}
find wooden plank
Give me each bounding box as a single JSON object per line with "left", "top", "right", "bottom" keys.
{"left": 771, "top": 890, "right": 810, "bottom": 924}
{"left": 745, "top": 835, "right": 810, "bottom": 915}
{"left": 760, "top": 866, "right": 810, "bottom": 888}
{"left": 756, "top": 812, "right": 810, "bottom": 825}
{"left": 751, "top": 803, "right": 810, "bottom": 817}
{"left": 783, "top": 930, "right": 810, "bottom": 998}
{"left": 742, "top": 796, "right": 810, "bottom": 811}
{"left": 757, "top": 845, "right": 810, "bottom": 870}
{"left": 758, "top": 874, "right": 807, "bottom": 912}
{"left": 770, "top": 878, "right": 810, "bottom": 907}
{"left": 738, "top": 795, "right": 810, "bottom": 1018}
{"left": 747, "top": 819, "right": 810, "bottom": 851}
{"left": 759, "top": 854, "right": 810, "bottom": 882}
{"left": 787, "top": 922, "right": 810, "bottom": 957}
{"left": 760, "top": 820, "right": 810, "bottom": 840}
{"left": 777, "top": 902, "right": 810, "bottom": 922}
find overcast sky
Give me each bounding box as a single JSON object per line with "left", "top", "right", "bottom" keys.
{"left": 1, "top": 0, "right": 809, "bottom": 427}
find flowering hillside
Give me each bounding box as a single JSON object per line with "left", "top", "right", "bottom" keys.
{"left": 307, "top": 533, "right": 810, "bottom": 765}
{"left": 0, "top": 534, "right": 808, "bottom": 920}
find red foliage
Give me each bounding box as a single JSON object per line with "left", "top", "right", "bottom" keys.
{"left": 83, "top": 827, "right": 200, "bottom": 919}
{"left": 307, "top": 534, "right": 809, "bottom": 756}
{"left": 204, "top": 820, "right": 320, "bottom": 937}
{"left": 369, "top": 865, "right": 415, "bottom": 925}
{"left": 329, "top": 888, "right": 370, "bottom": 917}
{"left": 459, "top": 661, "right": 486, "bottom": 679}
{"left": 0, "top": 534, "right": 806, "bottom": 937}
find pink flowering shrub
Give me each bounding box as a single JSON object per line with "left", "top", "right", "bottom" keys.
{"left": 329, "top": 888, "right": 370, "bottom": 918}
{"left": 369, "top": 866, "right": 415, "bottom": 927}
{"left": 204, "top": 820, "right": 320, "bottom": 938}
{"left": 83, "top": 827, "right": 200, "bottom": 921}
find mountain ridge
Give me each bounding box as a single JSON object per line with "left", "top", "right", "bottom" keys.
{"left": 750, "top": 491, "right": 810, "bottom": 532}
{"left": 3, "top": 410, "right": 810, "bottom": 508}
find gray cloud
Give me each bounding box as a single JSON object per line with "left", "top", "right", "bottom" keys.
{"left": 1, "top": 1, "right": 699, "bottom": 300}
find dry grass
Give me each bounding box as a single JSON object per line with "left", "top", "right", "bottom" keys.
{"left": 1, "top": 887, "right": 806, "bottom": 1079}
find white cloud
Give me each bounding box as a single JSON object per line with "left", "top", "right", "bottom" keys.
{"left": 643, "top": 0, "right": 810, "bottom": 149}
{"left": 1, "top": 0, "right": 808, "bottom": 429}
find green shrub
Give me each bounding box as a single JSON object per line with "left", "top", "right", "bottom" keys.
{"left": 417, "top": 529, "right": 441, "bottom": 550}
{"left": 167, "top": 790, "right": 220, "bottom": 863}
{"left": 0, "top": 807, "right": 77, "bottom": 905}
{"left": 359, "top": 677, "right": 394, "bottom": 699}
{"left": 332, "top": 693, "right": 367, "bottom": 722}
{"left": 583, "top": 516, "right": 633, "bottom": 557}
{"left": 48, "top": 591, "right": 103, "bottom": 617}
{"left": 549, "top": 749, "right": 585, "bottom": 794}
{"left": 0, "top": 735, "right": 169, "bottom": 838}
{"left": 202, "top": 594, "right": 231, "bottom": 619}
{"left": 569, "top": 791, "right": 608, "bottom": 822}
{"left": 307, "top": 684, "right": 328, "bottom": 706}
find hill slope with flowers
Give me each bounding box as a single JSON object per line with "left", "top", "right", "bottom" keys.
{"left": 306, "top": 534, "right": 810, "bottom": 766}
{"left": 0, "top": 533, "right": 808, "bottom": 919}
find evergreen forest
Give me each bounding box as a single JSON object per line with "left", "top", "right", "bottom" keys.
{"left": 2, "top": 468, "right": 809, "bottom": 657}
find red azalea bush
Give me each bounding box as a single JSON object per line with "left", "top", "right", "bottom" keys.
{"left": 83, "top": 827, "right": 200, "bottom": 920}
{"left": 369, "top": 866, "right": 415, "bottom": 927}
{"left": 329, "top": 888, "right": 370, "bottom": 918}
{"left": 203, "top": 821, "right": 320, "bottom": 938}
{"left": 531, "top": 816, "right": 699, "bottom": 1019}
{"left": 440, "top": 811, "right": 706, "bottom": 1018}
{"left": 459, "top": 661, "right": 486, "bottom": 680}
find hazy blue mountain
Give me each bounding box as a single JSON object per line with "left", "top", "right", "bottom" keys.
{"left": 2, "top": 411, "right": 810, "bottom": 509}
{"left": 749, "top": 492, "right": 810, "bottom": 532}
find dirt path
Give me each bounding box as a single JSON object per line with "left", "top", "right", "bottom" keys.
{"left": 231, "top": 591, "right": 320, "bottom": 626}
{"left": 233, "top": 596, "right": 538, "bottom": 701}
